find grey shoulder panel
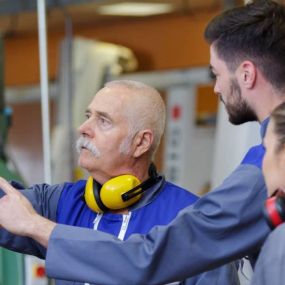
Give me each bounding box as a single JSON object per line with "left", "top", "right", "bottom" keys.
{"left": 22, "top": 183, "right": 65, "bottom": 221}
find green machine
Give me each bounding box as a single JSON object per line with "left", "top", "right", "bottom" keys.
{"left": 0, "top": 159, "right": 24, "bottom": 285}
{"left": 0, "top": 34, "right": 25, "bottom": 285}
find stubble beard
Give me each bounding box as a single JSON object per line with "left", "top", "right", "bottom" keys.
{"left": 225, "top": 78, "right": 258, "bottom": 125}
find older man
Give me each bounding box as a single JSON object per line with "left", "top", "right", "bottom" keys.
{"left": 0, "top": 80, "right": 238, "bottom": 285}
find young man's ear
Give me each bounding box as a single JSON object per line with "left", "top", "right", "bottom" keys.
{"left": 240, "top": 60, "right": 257, "bottom": 89}
{"left": 133, "top": 130, "right": 153, "bottom": 158}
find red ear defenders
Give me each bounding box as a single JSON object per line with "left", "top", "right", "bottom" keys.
{"left": 264, "top": 190, "right": 285, "bottom": 229}
{"left": 83, "top": 163, "right": 163, "bottom": 213}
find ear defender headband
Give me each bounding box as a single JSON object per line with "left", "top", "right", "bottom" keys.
{"left": 264, "top": 190, "right": 285, "bottom": 229}
{"left": 84, "top": 163, "right": 161, "bottom": 213}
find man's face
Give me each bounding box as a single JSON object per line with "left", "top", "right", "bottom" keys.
{"left": 77, "top": 87, "right": 133, "bottom": 179}
{"left": 209, "top": 45, "right": 257, "bottom": 125}
{"left": 263, "top": 120, "right": 285, "bottom": 196}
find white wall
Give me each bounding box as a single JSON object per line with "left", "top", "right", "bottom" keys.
{"left": 211, "top": 102, "right": 260, "bottom": 188}
{"left": 164, "top": 85, "right": 216, "bottom": 195}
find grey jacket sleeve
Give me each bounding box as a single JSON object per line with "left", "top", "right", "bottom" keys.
{"left": 184, "top": 263, "right": 240, "bottom": 285}
{"left": 0, "top": 183, "right": 63, "bottom": 258}
{"left": 45, "top": 165, "right": 271, "bottom": 285}
{"left": 250, "top": 224, "right": 285, "bottom": 285}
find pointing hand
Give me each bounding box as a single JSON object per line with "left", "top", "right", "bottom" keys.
{"left": 0, "top": 177, "right": 37, "bottom": 236}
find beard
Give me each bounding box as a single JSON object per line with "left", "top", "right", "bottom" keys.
{"left": 76, "top": 136, "right": 101, "bottom": 158}
{"left": 224, "top": 78, "right": 258, "bottom": 125}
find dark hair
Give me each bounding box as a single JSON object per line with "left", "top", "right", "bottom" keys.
{"left": 205, "top": 0, "right": 285, "bottom": 91}
{"left": 271, "top": 101, "right": 285, "bottom": 151}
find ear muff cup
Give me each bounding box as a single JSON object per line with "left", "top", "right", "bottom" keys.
{"left": 84, "top": 175, "right": 142, "bottom": 213}
{"left": 264, "top": 195, "right": 285, "bottom": 229}
{"left": 84, "top": 177, "right": 103, "bottom": 213}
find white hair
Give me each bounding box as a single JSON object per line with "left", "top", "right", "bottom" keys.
{"left": 104, "top": 80, "right": 166, "bottom": 159}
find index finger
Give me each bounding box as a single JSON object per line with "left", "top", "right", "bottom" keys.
{"left": 0, "top": 177, "right": 19, "bottom": 196}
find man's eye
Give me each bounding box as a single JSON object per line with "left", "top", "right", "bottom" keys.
{"left": 99, "top": 116, "right": 111, "bottom": 126}
{"left": 209, "top": 70, "right": 217, "bottom": 80}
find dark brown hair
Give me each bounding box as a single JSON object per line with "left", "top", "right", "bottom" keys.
{"left": 205, "top": 0, "right": 285, "bottom": 91}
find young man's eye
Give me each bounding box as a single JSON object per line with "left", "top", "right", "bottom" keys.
{"left": 209, "top": 68, "right": 216, "bottom": 80}
{"left": 211, "top": 72, "right": 217, "bottom": 80}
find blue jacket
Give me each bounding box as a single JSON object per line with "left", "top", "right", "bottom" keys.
{"left": 57, "top": 179, "right": 198, "bottom": 238}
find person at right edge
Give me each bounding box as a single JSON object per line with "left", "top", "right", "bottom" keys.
{"left": 250, "top": 101, "right": 285, "bottom": 284}
{"left": 1, "top": 0, "right": 284, "bottom": 284}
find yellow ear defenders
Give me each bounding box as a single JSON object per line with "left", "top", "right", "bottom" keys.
{"left": 84, "top": 163, "right": 161, "bottom": 213}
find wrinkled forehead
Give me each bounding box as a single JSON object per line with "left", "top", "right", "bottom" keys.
{"left": 86, "top": 87, "right": 134, "bottom": 125}
{"left": 91, "top": 86, "right": 129, "bottom": 108}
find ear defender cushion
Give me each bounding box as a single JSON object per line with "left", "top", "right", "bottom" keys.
{"left": 100, "top": 175, "right": 142, "bottom": 210}
{"left": 84, "top": 176, "right": 103, "bottom": 213}
{"left": 264, "top": 196, "right": 285, "bottom": 229}
{"left": 84, "top": 175, "right": 142, "bottom": 213}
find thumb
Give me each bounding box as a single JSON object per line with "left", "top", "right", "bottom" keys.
{"left": 0, "top": 177, "right": 18, "bottom": 196}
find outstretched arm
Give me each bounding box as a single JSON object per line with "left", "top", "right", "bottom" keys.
{"left": 0, "top": 165, "right": 271, "bottom": 285}
{"left": 0, "top": 177, "right": 56, "bottom": 248}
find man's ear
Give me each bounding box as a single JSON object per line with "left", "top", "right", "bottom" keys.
{"left": 240, "top": 60, "right": 257, "bottom": 89}
{"left": 133, "top": 130, "right": 153, "bottom": 158}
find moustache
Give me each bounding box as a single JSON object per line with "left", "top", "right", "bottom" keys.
{"left": 76, "top": 137, "right": 100, "bottom": 157}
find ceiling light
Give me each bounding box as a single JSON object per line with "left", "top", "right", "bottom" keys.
{"left": 97, "top": 2, "right": 174, "bottom": 17}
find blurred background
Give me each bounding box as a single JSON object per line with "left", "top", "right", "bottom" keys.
{"left": 0, "top": 0, "right": 276, "bottom": 284}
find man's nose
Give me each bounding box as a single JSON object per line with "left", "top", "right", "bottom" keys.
{"left": 78, "top": 120, "right": 93, "bottom": 137}
{"left": 213, "top": 82, "right": 220, "bottom": 95}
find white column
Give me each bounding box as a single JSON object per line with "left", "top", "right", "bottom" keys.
{"left": 37, "top": 0, "right": 51, "bottom": 183}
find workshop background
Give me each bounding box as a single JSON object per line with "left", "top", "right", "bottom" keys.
{"left": 0, "top": 1, "right": 276, "bottom": 285}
